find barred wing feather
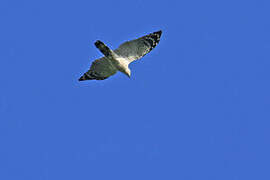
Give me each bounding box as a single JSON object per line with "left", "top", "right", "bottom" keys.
{"left": 78, "top": 57, "right": 117, "bottom": 81}
{"left": 114, "top": 30, "right": 162, "bottom": 63}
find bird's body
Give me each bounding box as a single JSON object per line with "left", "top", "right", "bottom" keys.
{"left": 79, "top": 30, "right": 162, "bottom": 81}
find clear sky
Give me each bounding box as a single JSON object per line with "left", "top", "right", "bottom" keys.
{"left": 1, "top": 0, "right": 270, "bottom": 179}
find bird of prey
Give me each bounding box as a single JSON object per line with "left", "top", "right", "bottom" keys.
{"left": 79, "top": 30, "right": 162, "bottom": 81}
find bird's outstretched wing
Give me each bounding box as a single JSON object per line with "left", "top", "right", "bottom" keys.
{"left": 114, "top": 30, "right": 162, "bottom": 63}
{"left": 79, "top": 57, "right": 117, "bottom": 81}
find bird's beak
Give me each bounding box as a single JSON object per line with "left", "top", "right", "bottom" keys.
{"left": 124, "top": 72, "right": 130, "bottom": 78}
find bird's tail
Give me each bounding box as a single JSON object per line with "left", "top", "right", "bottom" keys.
{"left": 94, "top": 40, "right": 114, "bottom": 58}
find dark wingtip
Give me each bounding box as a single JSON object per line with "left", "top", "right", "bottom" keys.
{"left": 78, "top": 73, "right": 96, "bottom": 81}
{"left": 154, "top": 30, "right": 162, "bottom": 36}
{"left": 79, "top": 74, "right": 89, "bottom": 81}
{"left": 78, "top": 76, "right": 85, "bottom": 81}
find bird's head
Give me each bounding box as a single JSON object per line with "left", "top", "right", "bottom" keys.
{"left": 119, "top": 65, "right": 131, "bottom": 78}
{"left": 124, "top": 68, "right": 131, "bottom": 78}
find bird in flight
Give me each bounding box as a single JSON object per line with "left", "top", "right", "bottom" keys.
{"left": 79, "top": 30, "right": 162, "bottom": 81}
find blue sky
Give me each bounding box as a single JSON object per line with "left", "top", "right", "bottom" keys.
{"left": 1, "top": 0, "right": 270, "bottom": 179}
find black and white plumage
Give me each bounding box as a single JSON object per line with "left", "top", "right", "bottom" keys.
{"left": 79, "top": 30, "right": 162, "bottom": 81}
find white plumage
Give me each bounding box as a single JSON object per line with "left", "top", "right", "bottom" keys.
{"left": 79, "top": 30, "right": 162, "bottom": 81}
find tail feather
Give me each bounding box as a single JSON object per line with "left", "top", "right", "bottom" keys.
{"left": 94, "top": 40, "right": 113, "bottom": 57}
